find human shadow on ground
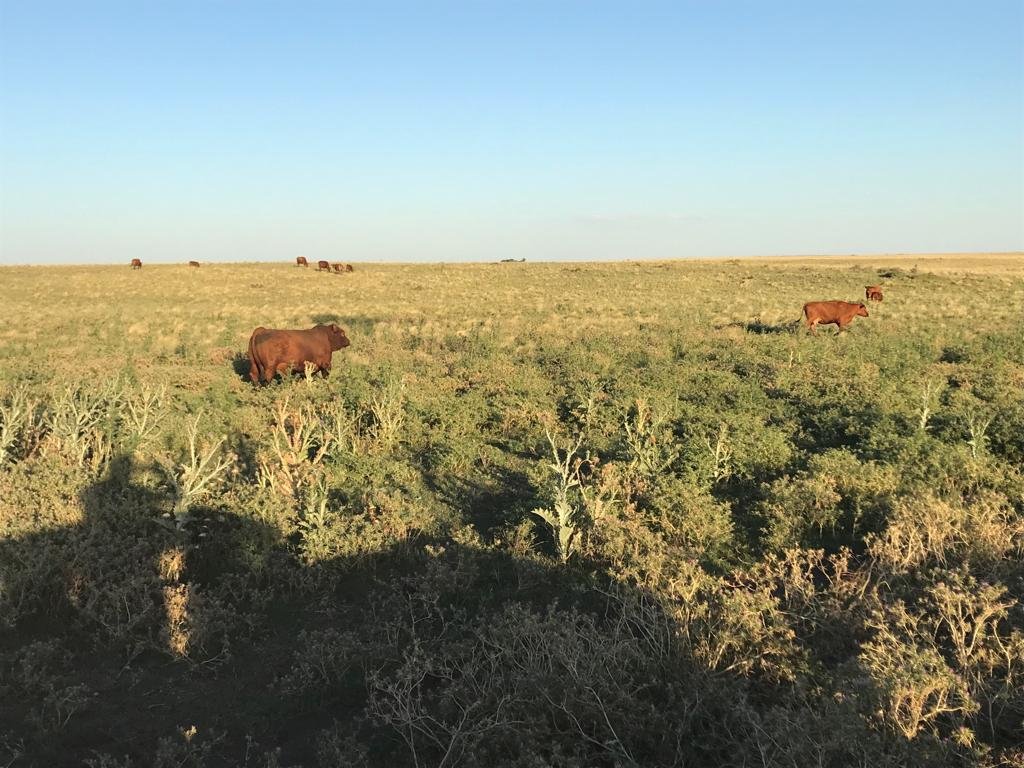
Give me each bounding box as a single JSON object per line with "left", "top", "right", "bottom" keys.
{"left": 0, "top": 451, "right": 941, "bottom": 767}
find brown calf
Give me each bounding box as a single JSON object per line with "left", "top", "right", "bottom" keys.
{"left": 803, "top": 300, "right": 869, "bottom": 334}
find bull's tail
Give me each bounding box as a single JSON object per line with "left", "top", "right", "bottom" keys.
{"left": 247, "top": 330, "right": 262, "bottom": 383}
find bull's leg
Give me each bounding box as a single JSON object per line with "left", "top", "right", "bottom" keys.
{"left": 319, "top": 358, "right": 331, "bottom": 378}
{"left": 249, "top": 364, "right": 261, "bottom": 384}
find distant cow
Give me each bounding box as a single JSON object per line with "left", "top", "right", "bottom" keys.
{"left": 344, "top": 264, "right": 354, "bottom": 272}
{"left": 317, "top": 260, "right": 331, "bottom": 272}
{"left": 130, "top": 258, "right": 142, "bottom": 269}
{"left": 865, "top": 285, "right": 883, "bottom": 302}
{"left": 331, "top": 263, "right": 344, "bottom": 273}
{"left": 247, "top": 324, "right": 351, "bottom": 384}
{"left": 188, "top": 261, "right": 200, "bottom": 268}
{"left": 803, "top": 301, "right": 869, "bottom": 334}
{"left": 296, "top": 257, "right": 308, "bottom": 267}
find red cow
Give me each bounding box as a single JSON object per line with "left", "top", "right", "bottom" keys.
{"left": 317, "top": 260, "right": 331, "bottom": 272}
{"left": 344, "top": 264, "right": 354, "bottom": 272}
{"left": 247, "top": 324, "right": 351, "bottom": 384}
{"left": 803, "top": 301, "right": 869, "bottom": 334}
{"left": 865, "top": 285, "right": 883, "bottom": 302}
{"left": 331, "top": 263, "right": 344, "bottom": 273}
{"left": 130, "top": 258, "right": 142, "bottom": 269}
{"left": 296, "top": 256, "right": 308, "bottom": 267}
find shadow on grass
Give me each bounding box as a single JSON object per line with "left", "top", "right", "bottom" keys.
{"left": 716, "top": 319, "right": 801, "bottom": 335}
{"left": 0, "top": 450, "right": 933, "bottom": 767}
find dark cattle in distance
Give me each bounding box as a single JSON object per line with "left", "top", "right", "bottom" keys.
{"left": 865, "top": 285, "right": 884, "bottom": 302}
{"left": 188, "top": 261, "right": 200, "bottom": 268}
{"left": 344, "top": 264, "right": 354, "bottom": 272}
{"left": 296, "top": 256, "right": 308, "bottom": 267}
{"left": 803, "top": 300, "right": 869, "bottom": 334}
{"left": 331, "top": 263, "right": 344, "bottom": 273}
{"left": 317, "top": 260, "right": 331, "bottom": 272}
{"left": 247, "top": 324, "right": 351, "bottom": 384}
{"left": 130, "top": 259, "right": 142, "bottom": 269}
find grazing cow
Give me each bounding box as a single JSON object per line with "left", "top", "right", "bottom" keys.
{"left": 331, "top": 263, "right": 344, "bottom": 273}
{"left": 865, "top": 285, "right": 883, "bottom": 302}
{"left": 296, "top": 256, "right": 308, "bottom": 267}
{"left": 247, "top": 324, "right": 351, "bottom": 384}
{"left": 317, "top": 260, "right": 331, "bottom": 272}
{"left": 130, "top": 258, "right": 142, "bottom": 269}
{"left": 188, "top": 261, "right": 200, "bottom": 268}
{"left": 344, "top": 264, "right": 354, "bottom": 272}
{"left": 803, "top": 301, "right": 869, "bottom": 334}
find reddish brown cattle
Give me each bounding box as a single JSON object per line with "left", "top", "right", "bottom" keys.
{"left": 188, "top": 260, "right": 200, "bottom": 268}
{"left": 247, "top": 324, "right": 351, "bottom": 384}
{"left": 130, "top": 258, "right": 142, "bottom": 269}
{"left": 344, "top": 264, "right": 354, "bottom": 272}
{"left": 865, "top": 285, "right": 883, "bottom": 302}
{"left": 331, "top": 263, "right": 344, "bottom": 273}
{"left": 803, "top": 300, "right": 869, "bottom": 334}
{"left": 296, "top": 256, "right": 308, "bottom": 267}
{"left": 317, "top": 260, "right": 331, "bottom": 272}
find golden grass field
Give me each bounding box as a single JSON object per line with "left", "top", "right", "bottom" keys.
{"left": 1, "top": 252, "right": 1023, "bottom": 767}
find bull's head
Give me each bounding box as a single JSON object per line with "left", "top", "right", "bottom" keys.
{"left": 326, "top": 323, "right": 351, "bottom": 350}
{"left": 857, "top": 303, "right": 869, "bottom": 317}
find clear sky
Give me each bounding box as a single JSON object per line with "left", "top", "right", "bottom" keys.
{"left": 1, "top": 1, "right": 1021, "bottom": 264}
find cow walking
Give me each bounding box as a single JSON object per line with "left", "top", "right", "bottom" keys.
{"left": 865, "top": 285, "right": 883, "bottom": 302}
{"left": 803, "top": 301, "right": 869, "bottom": 334}
{"left": 130, "top": 259, "right": 142, "bottom": 269}
{"left": 296, "top": 257, "right": 308, "bottom": 267}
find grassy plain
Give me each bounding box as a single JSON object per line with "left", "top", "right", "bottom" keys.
{"left": 1, "top": 254, "right": 1023, "bottom": 766}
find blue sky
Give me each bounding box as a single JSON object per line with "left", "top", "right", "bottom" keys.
{"left": 1, "top": 1, "right": 1021, "bottom": 263}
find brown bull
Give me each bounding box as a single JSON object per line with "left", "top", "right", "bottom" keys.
{"left": 317, "top": 260, "right": 331, "bottom": 272}
{"left": 331, "top": 263, "right": 344, "bottom": 273}
{"left": 344, "top": 263, "right": 354, "bottom": 272}
{"left": 247, "top": 324, "right": 351, "bottom": 384}
{"left": 296, "top": 256, "right": 308, "bottom": 267}
{"left": 865, "top": 285, "right": 883, "bottom": 302}
{"left": 803, "top": 300, "right": 869, "bottom": 334}
{"left": 188, "top": 260, "right": 200, "bottom": 268}
{"left": 130, "top": 258, "right": 142, "bottom": 269}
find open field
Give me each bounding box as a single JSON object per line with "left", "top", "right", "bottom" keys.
{"left": 1, "top": 254, "right": 1023, "bottom": 766}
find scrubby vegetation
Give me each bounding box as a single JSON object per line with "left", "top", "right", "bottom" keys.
{"left": 1, "top": 255, "right": 1022, "bottom": 766}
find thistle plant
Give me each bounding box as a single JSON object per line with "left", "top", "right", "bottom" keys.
{"left": 169, "top": 415, "right": 233, "bottom": 523}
